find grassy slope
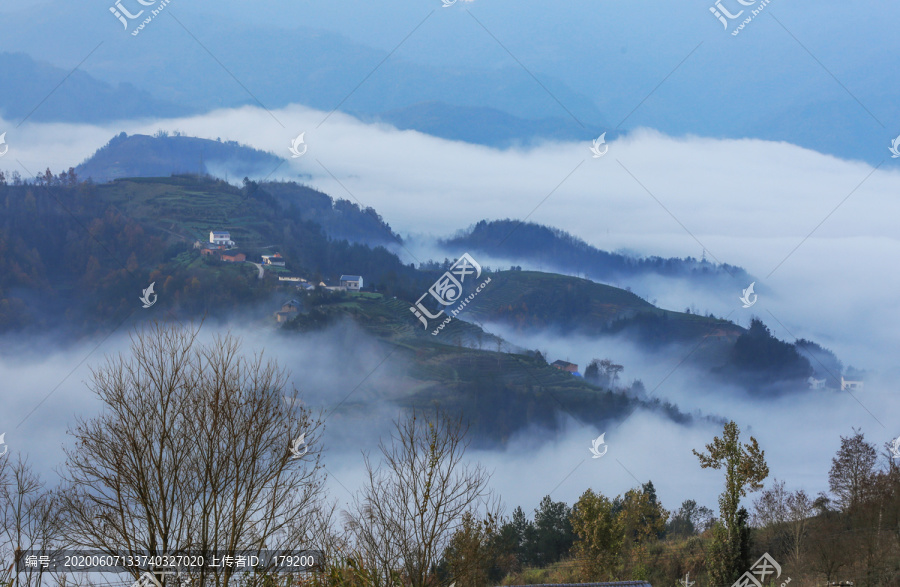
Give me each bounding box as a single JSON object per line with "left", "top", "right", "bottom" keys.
{"left": 97, "top": 176, "right": 270, "bottom": 247}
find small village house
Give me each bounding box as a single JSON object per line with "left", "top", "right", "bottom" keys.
{"left": 808, "top": 376, "right": 827, "bottom": 390}
{"left": 841, "top": 376, "right": 864, "bottom": 391}
{"left": 340, "top": 275, "right": 364, "bottom": 291}
{"left": 210, "top": 231, "right": 235, "bottom": 247}
{"left": 262, "top": 253, "right": 286, "bottom": 267}
{"left": 221, "top": 251, "right": 246, "bottom": 263}
{"left": 274, "top": 299, "right": 301, "bottom": 323}
{"left": 551, "top": 360, "right": 578, "bottom": 373}
{"left": 281, "top": 300, "right": 301, "bottom": 313}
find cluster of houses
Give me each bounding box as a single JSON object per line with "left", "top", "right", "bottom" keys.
{"left": 808, "top": 375, "right": 864, "bottom": 391}
{"left": 277, "top": 274, "right": 363, "bottom": 292}
{"left": 195, "top": 231, "right": 246, "bottom": 262}
{"left": 271, "top": 275, "right": 364, "bottom": 323}
{"left": 196, "top": 231, "right": 365, "bottom": 324}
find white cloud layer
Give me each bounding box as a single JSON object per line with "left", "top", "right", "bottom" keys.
{"left": 1, "top": 104, "right": 899, "bottom": 514}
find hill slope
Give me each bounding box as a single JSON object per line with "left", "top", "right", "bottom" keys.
{"left": 0, "top": 173, "right": 821, "bottom": 392}
{"left": 281, "top": 292, "right": 705, "bottom": 445}
{"left": 443, "top": 219, "right": 749, "bottom": 284}
{"left": 75, "top": 133, "right": 286, "bottom": 183}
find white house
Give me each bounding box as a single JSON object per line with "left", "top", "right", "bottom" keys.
{"left": 340, "top": 275, "right": 364, "bottom": 290}
{"left": 261, "top": 253, "right": 286, "bottom": 267}
{"left": 210, "top": 231, "right": 234, "bottom": 247}
{"left": 841, "top": 377, "right": 864, "bottom": 391}
{"left": 807, "top": 376, "right": 827, "bottom": 390}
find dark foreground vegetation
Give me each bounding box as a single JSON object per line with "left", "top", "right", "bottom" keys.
{"left": 1, "top": 324, "right": 896, "bottom": 587}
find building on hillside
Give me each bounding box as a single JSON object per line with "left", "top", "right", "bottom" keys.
{"left": 281, "top": 300, "right": 301, "bottom": 313}
{"left": 210, "top": 231, "right": 235, "bottom": 247}
{"left": 551, "top": 360, "right": 578, "bottom": 373}
{"left": 274, "top": 311, "right": 294, "bottom": 323}
{"left": 262, "top": 253, "right": 286, "bottom": 267}
{"left": 279, "top": 275, "right": 305, "bottom": 283}
{"left": 841, "top": 376, "right": 864, "bottom": 391}
{"left": 274, "top": 299, "right": 302, "bottom": 323}
{"left": 221, "top": 251, "right": 246, "bottom": 263}
{"left": 340, "top": 275, "right": 364, "bottom": 290}
{"left": 808, "top": 376, "right": 827, "bottom": 390}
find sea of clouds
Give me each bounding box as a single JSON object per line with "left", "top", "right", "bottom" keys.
{"left": 2, "top": 105, "right": 898, "bottom": 516}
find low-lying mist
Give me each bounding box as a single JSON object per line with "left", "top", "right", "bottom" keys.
{"left": 3, "top": 314, "right": 895, "bottom": 522}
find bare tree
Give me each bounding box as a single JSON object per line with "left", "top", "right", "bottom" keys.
{"left": 60, "top": 322, "right": 325, "bottom": 587}
{"left": 752, "top": 479, "right": 788, "bottom": 529}
{"left": 344, "top": 410, "right": 493, "bottom": 587}
{"left": 0, "top": 455, "right": 65, "bottom": 587}
{"left": 784, "top": 489, "right": 814, "bottom": 568}
{"left": 752, "top": 479, "right": 814, "bottom": 569}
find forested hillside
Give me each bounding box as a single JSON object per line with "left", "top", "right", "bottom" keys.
{"left": 444, "top": 219, "right": 749, "bottom": 283}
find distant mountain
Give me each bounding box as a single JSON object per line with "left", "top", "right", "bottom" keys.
{"left": 75, "top": 133, "right": 285, "bottom": 183}
{"left": 0, "top": 52, "right": 190, "bottom": 124}
{"left": 0, "top": 173, "right": 823, "bottom": 392}
{"left": 443, "top": 219, "right": 749, "bottom": 283}
{"left": 2, "top": 2, "right": 896, "bottom": 163}
{"left": 457, "top": 271, "right": 813, "bottom": 392}
{"left": 371, "top": 102, "right": 606, "bottom": 147}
